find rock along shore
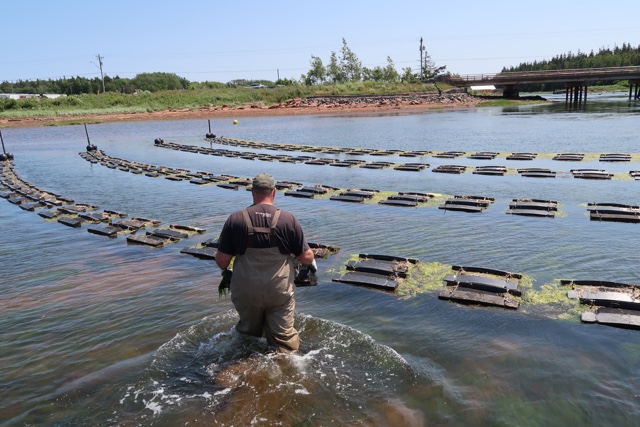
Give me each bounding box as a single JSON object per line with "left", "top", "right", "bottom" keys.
{"left": 0, "top": 92, "right": 482, "bottom": 129}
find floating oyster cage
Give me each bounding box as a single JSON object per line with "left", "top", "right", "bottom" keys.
{"left": 305, "top": 158, "right": 334, "bottom": 166}
{"left": 284, "top": 184, "right": 337, "bottom": 199}
{"left": 125, "top": 223, "right": 206, "bottom": 248}
{"left": 309, "top": 242, "right": 340, "bottom": 258}
{"left": 517, "top": 167, "right": 557, "bottom": 178}
{"left": 432, "top": 151, "right": 465, "bottom": 159}
{"left": 379, "top": 191, "right": 433, "bottom": 207}
{"left": 587, "top": 203, "right": 640, "bottom": 223}
{"left": 330, "top": 159, "right": 366, "bottom": 168}
{"left": 293, "top": 264, "right": 317, "bottom": 286}
{"left": 330, "top": 188, "right": 378, "bottom": 203}
{"left": 398, "top": 150, "right": 432, "bottom": 157}
{"left": 553, "top": 153, "right": 585, "bottom": 161}
{"left": 571, "top": 169, "right": 613, "bottom": 180}
{"left": 174, "top": 135, "right": 640, "bottom": 176}
{"left": 292, "top": 244, "right": 341, "bottom": 287}
{"left": 432, "top": 165, "right": 467, "bottom": 174}
{"left": 180, "top": 236, "right": 219, "bottom": 259}
{"left": 78, "top": 147, "right": 640, "bottom": 220}
{"left": 472, "top": 165, "right": 507, "bottom": 176}
{"left": 2, "top": 160, "right": 210, "bottom": 248}
{"left": 506, "top": 152, "right": 537, "bottom": 160}
{"left": 393, "top": 163, "right": 429, "bottom": 172}
{"left": 468, "top": 151, "right": 499, "bottom": 160}
{"left": 507, "top": 198, "right": 558, "bottom": 218}
{"left": 564, "top": 279, "right": 640, "bottom": 329}
{"left": 359, "top": 161, "right": 394, "bottom": 169}
{"left": 438, "top": 195, "right": 495, "bottom": 213}
{"left": 438, "top": 265, "right": 523, "bottom": 310}
{"left": 599, "top": 153, "right": 631, "bottom": 162}
{"left": 332, "top": 254, "right": 419, "bottom": 291}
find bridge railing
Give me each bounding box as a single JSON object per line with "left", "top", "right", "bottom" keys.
{"left": 449, "top": 66, "right": 640, "bottom": 83}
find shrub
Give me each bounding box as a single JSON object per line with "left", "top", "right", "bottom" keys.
{"left": 0, "top": 98, "right": 17, "bottom": 111}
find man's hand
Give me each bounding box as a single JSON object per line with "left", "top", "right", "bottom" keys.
{"left": 218, "top": 269, "right": 233, "bottom": 297}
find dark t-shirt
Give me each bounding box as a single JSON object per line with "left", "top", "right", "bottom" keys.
{"left": 217, "top": 203, "right": 309, "bottom": 257}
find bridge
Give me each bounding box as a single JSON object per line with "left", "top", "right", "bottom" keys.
{"left": 446, "top": 66, "right": 640, "bottom": 104}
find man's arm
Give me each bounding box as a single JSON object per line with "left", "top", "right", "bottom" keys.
{"left": 216, "top": 250, "right": 234, "bottom": 270}
{"left": 296, "top": 248, "right": 314, "bottom": 265}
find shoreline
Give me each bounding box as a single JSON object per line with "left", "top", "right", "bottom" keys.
{"left": 0, "top": 94, "right": 484, "bottom": 129}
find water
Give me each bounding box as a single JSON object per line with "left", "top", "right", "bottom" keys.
{"left": 2, "top": 92, "right": 640, "bottom": 426}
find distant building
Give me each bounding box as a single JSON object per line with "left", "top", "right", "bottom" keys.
{"left": 0, "top": 93, "right": 67, "bottom": 99}
{"left": 469, "top": 85, "right": 496, "bottom": 92}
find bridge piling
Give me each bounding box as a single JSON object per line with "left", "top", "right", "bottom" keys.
{"left": 565, "top": 82, "right": 587, "bottom": 107}
{"left": 630, "top": 79, "right": 640, "bottom": 100}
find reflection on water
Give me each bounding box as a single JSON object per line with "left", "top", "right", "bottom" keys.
{"left": 2, "top": 95, "right": 640, "bottom": 425}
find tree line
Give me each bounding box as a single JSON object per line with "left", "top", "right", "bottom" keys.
{"left": 302, "top": 38, "right": 446, "bottom": 85}
{"left": 0, "top": 72, "right": 193, "bottom": 96}
{"left": 1, "top": 39, "right": 446, "bottom": 95}
{"left": 502, "top": 43, "right": 640, "bottom": 91}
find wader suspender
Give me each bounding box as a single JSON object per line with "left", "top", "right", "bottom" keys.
{"left": 242, "top": 208, "right": 281, "bottom": 248}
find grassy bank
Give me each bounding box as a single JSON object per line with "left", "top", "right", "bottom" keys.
{"left": 0, "top": 81, "right": 443, "bottom": 121}
{"left": 1, "top": 80, "right": 625, "bottom": 124}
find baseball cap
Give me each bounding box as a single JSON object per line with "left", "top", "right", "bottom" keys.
{"left": 252, "top": 173, "right": 276, "bottom": 190}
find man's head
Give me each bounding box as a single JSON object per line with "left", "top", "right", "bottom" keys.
{"left": 251, "top": 173, "right": 276, "bottom": 202}
{"left": 252, "top": 173, "right": 275, "bottom": 191}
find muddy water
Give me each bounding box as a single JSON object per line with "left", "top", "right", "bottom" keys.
{"left": 2, "top": 92, "right": 640, "bottom": 426}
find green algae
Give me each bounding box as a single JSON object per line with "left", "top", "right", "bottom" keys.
{"left": 330, "top": 255, "right": 585, "bottom": 322}
{"left": 396, "top": 261, "right": 452, "bottom": 299}
{"left": 368, "top": 190, "right": 396, "bottom": 204}
{"left": 519, "top": 280, "right": 582, "bottom": 320}
{"left": 424, "top": 193, "right": 451, "bottom": 208}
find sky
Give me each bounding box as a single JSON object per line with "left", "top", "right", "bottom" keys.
{"left": 3, "top": 0, "right": 640, "bottom": 84}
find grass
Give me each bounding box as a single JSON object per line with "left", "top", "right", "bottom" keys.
{"left": 0, "top": 81, "right": 625, "bottom": 122}
{"left": 0, "top": 82, "right": 445, "bottom": 120}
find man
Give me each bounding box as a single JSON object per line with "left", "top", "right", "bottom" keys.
{"left": 215, "top": 173, "right": 315, "bottom": 353}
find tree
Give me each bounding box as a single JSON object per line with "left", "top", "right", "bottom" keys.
{"left": 382, "top": 56, "right": 399, "bottom": 82}
{"left": 302, "top": 38, "right": 404, "bottom": 84}
{"left": 132, "top": 72, "right": 189, "bottom": 92}
{"left": 401, "top": 67, "right": 418, "bottom": 83}
{"left": 304, "top": 55, "right": 326, "bottom": 85}
{"left": 362, "top": 57, "right": 399, "bottom": 83}
{"left": 420, "top": 49, "right": 446, "bottom": 80}
{"left": 0, "top": 81, "right": 12, "bottom": 93}
{"left": 275, "top": 77, "right": 298, "bottom": 86}
{"left": 362, "top": 66, "right": 384, "bottom": 82}
{"left": 327, "top": 51, "right": 344, "bottom": 84}
{"left": 339, "top": 38, "right": 362, "bottom": 82}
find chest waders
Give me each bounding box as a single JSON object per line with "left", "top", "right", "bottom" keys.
{"left": 230, "top": 208, "right": 300, "bottom": 352}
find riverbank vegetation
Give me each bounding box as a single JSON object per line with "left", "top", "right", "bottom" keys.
{"left": 1, "top": 40, "right": 637, "bottom": 121}
{"left": 0, "top": 81, "right": 447, "bottom": 120}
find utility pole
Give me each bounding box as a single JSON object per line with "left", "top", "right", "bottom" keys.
{"left": 92, "top": 54, "right": 106, "bottom": 94}
{"left": 419, "top": 37, "right": 425, "bottom": 80}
